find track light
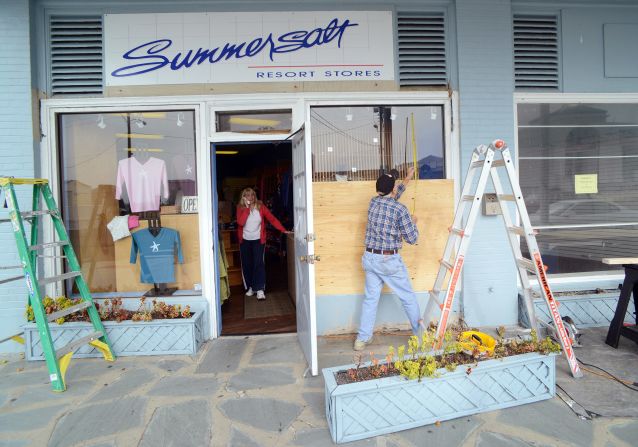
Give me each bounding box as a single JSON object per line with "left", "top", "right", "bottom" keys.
{"left": 345, "top": 107, "right": 353, "bottom": 121}
{"left": 96, "top": 115, "right": 106, "bottom": 129}
{"left": 430, "top": 107, "right": 438, "bottom": 120}
{"left": 134, "top": 119, "right": 147, "bottom": 128}
{"left": 390, "top": 107, "right": 397, "bottom": 121}
{"left": 177, "top": 112, "right": 184, "bottom": 127}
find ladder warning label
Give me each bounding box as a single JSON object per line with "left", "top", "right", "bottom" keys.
{"left": 25, "top": 271, "right": 34, "bottom": 296}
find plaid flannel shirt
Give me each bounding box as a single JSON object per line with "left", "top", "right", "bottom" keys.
{"left": 364, "top": 183, "right": 419, "bottom": 251}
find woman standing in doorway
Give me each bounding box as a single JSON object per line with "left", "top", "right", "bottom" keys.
{"left": 237, "top": 187, "right": 288, "bottom": 300}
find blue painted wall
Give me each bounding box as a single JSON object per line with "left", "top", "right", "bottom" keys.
{"left": 0, "top": 0, "right": 35, "bottom": 353}
{"left": 455, "top": 0, "right": 519, "bottom": 326}
{"left": 561, "top": 6, "right": 638, "bottom": 92}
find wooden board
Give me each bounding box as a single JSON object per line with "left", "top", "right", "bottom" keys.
{"left": 313, "top": 180, "right": 455, "bottom": 295}
{"left": 115, "top": 214, "right": 201, "bottom": 292}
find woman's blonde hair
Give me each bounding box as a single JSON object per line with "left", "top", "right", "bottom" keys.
{"left": 240, "top": 187, "right": 261, "bottom": 210}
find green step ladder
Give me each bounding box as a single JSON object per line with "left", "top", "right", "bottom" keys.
{"left": 0, "top": 177, "right": 115, "bottom": 392}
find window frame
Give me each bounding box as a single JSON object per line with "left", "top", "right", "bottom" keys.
{"left": 514, "top": 92, "right": 638, "bottom": 287}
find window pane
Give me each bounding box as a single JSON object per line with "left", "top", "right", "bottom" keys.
{"left": 518, "top": 102, "right": 638, "bottom": 275}
{"left": 216, "top": 110, "right": 292, "bottom": 134}
{"left": 58, "top": 110, "right": 201, "bottom": 296}
{"left": 310, "top": 106, "right": 445, "bottom": 181}
{"left": 522, "top": 226, "right": 638, "bottom": 274}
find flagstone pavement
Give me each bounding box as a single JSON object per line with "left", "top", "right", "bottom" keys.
{"left": 1, "top": 329, "right": 637, "bottom": 446}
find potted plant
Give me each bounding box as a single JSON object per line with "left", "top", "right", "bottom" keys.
{"left": 322, "top": 328, "right": 561, "bottom": 444}
{"left": 23, "top": 296, "right": 204, "bottom": 359}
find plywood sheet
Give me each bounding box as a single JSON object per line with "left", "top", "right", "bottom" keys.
{"left": 115, "top": 214, "right": 201, "bottom": 292}
{"left": 313, "top": 180, "right": 454, "bottom": 295}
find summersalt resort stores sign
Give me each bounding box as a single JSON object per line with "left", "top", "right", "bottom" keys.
{"left": 104, "top": 11, "right": 395, "bottom": 86}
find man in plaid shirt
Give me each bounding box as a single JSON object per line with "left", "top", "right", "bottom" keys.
{"left": 354, "top": 167, "right": 422, "bottom": 351}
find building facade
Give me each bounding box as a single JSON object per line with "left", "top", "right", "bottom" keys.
{"left": 2, "top": 0, "right": 638, "bottom": 374}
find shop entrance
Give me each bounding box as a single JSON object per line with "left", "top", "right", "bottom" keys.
{"left": 212, "top": 141, "right": 296, "bottom": 335}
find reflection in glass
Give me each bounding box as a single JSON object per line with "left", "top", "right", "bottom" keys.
{"left": 310, "top": 106, "right": 445, "bottom": 182}
{"left": 517, "top": 102, "right": 638, "bottom": 275}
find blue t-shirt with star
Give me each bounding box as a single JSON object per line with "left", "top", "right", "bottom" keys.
{"left": 130, "top": 228, "right": 184, "bottom": 284}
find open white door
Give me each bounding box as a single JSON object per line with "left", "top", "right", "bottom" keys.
{"left": 292, "top": 124, "right": 318, "bottom": 376}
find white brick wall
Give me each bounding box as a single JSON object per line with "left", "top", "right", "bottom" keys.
{"left": 0, "top": 0, "right": 34, "bottom": 353}
{"left": 455, "top": 0, "right": 519, "bottom": 326}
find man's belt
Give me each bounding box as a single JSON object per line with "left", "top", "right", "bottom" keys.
{"left": 366, "top": 247, "right": 398, "bottom": 255}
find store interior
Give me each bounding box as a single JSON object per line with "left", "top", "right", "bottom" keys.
{"left": 214, "top": 141, "right": 296, "bottom": 335}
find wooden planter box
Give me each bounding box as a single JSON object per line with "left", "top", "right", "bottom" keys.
{"left": 24, "top": 312, "right": 204, "bottom": 360}
{"left": 322, "top": 352, "right": 557, "bottom": 444}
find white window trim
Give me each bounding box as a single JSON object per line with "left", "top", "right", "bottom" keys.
{"left": 513, "top": 92, "right": 632, "bottom": 289}
{"left": 41, "top": 91, "right": 460, "bottom": 339}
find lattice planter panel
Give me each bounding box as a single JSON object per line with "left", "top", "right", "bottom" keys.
{"left": 533, "top": 292, "right": 635, "bottom": 328}
{"left": 323, "top": 352, "right": 557, "bottom": 444}
{"left": 24, "top": 312, "right": 204, "bottom": 360}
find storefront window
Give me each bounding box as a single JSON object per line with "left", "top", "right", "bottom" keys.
{"left": 310, "top": 106, "right": 445, "bottom": 181}
{"left": 216, "top": 110, "right": 292, "bottom": 134}
{"left": 518, "top": 102, "right": 638, "bottom": 274}
{"left": 58, "top": 110, "right": 201, "bottom": 296}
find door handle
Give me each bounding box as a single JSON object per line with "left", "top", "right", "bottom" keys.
{"left": 299, "top": 254, "right": 321, "bottom": 264}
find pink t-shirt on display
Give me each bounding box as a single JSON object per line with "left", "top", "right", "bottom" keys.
{"left": 115, "top": 156, "right": 169, "bottom": 212}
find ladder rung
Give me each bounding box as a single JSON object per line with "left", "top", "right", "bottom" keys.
{"left": 0, "top": 275, "right": 24, "bottom": 285}
{"left": 516, "top": 258, "right": 536, "bottom": 273}
{"left": 507, "top": 226, "right": 527, "bottom": 236}
{"left": 46, "top": 301, "right": 91, "bottom": 322}
{"left": 497, "top": 194, "right": 516, "bottom": 201}
{"left": 440, "top": 259, "right": 454, "bottom": 271}
{"left": 39, "top": 271, "right": 81, "bottom": 286}
{"left": 449, "top": 227, "right": 466, "bottom": 237}
{"left": 492, "top": 160, "right": 506, "bottom": 167}
{"left": 21, "top": 210, "right": 57, "bottom": 218}
{"left": 56, "top": 331, "right": 103, "bottom": 358}
{"left": 29, "top": 241, "right": 68, "bottom": 251}
{"left": 470, "top": 160, "right": 485, "bottom": 169}
{"left": 0, "top": 332, "right": 24, "bottom": 344}
{"left": 0, "top": 265, "right": 22, "bottom": 270}
{"left": 462, "top": 195, "right": 478, "bottom": 201}
{"left": 0, "top": 218, "right": 11, "bottom": 223}
{"left": 37, "top": 255, "right": 67, "bottom": 259}
{"left": 428, "top": 290, "right": 442, "bottom": 305}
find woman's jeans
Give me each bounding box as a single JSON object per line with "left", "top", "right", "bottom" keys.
{"left": 240, "top": 239, "right": 266, "bottom": 291}
{"left": 357, "top": 251, "right": 421, "bottom": 342}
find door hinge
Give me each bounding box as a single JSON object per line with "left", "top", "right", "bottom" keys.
{"left": 305, "top": 233, "right": 316, "bottom": 242}
{"left": 300, "top": 254, "right": 321, "bottom": 264}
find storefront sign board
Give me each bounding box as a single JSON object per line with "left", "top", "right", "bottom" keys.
{"left": 104, "top": 11, "right": 394, "bottom": 86}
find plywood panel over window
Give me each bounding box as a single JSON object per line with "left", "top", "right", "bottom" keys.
{"left": 313, "top": 180, "right": 454, "bottom": 295}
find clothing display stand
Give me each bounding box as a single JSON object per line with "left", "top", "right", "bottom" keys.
{"left": 140, "top": 211, "right": 177, "bottom": 297}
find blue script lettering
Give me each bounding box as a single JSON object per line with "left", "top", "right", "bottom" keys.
{"left": 111, "top": 18, "right": 358, "bottom": 77}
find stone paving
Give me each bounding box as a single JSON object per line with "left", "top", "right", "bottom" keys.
{"left": 0, "top": 331, "right": 636, "bottom": 446}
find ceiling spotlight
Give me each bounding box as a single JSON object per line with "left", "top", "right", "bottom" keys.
{"left": 345, "top": 107, "right": 353, "bottom": 121}
{"left": 96, "top": 114, "right": 106, "bottom": 129}
{"left": 327, "top": 146, "right": 333, "bottom": 152}
{"left": 373, "top": 137, "right": 379, "bottom": 144}
{"left": 177, "top": 112, "right": 184, "bottom": 127}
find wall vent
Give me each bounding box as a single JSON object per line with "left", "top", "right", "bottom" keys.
{"left": 49, "top": 15, "right": 103, "bottom": 95}
{"left": 397, "top": 12, "right": 447, "bottom": 87}
{"left": 513, "top": 14, "right": 560, "bottom": 89}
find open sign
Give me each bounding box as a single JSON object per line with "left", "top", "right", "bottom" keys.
{"left": 181, "top": 196, "right": 198, "bottom": 213}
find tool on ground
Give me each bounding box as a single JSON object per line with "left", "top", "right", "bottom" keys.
{"left": 546, "top": 315, "right": 582, "bottom": 348}
{"left": 0, "top": 177, "right": 115, "bottom": 391}
{"left": 458, "top": 331, "right": 495, "bottom": 357}
{"left": 421, "top": 140, "right": 583, "bottom": 378}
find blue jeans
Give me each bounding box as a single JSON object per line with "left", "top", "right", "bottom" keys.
{"left": 240, "top": 239, "right": 266, "bottom": 291}
{"left": 357, "top": 251, "right": 421, "bottom": 342}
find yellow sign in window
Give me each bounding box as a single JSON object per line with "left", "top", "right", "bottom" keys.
{"left": 574, "top": 174, "right": 598, "bottom": 194}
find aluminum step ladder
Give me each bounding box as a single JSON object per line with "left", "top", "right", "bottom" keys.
{"left": 421, "top": 140, "right": 583, "bottom": 378}
{"left": 0, "top": 177, "right": 115, "bottom": 391}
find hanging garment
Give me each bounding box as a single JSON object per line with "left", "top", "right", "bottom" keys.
{"left": 218, "top": 236, "right": 231, "bottom": 303}
{"left": 115, "top": 156, "right": 169, "bottom": 212}
{"left": 130, "top": 228, "right": 184, "bottom": 284}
